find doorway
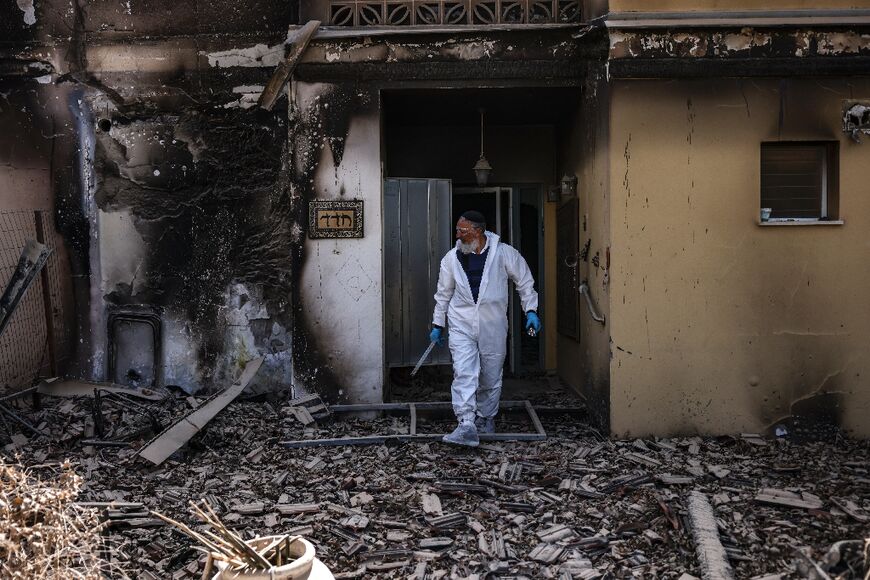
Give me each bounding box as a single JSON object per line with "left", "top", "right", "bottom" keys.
{"left": 382, "top": 86, "right": 580, "bottom": 390}
{"left": 454, "top": 185, "right": 543, "bottom": 374}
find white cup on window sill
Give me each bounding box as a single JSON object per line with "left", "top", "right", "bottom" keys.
{"left": 760, "top": 207, "right": 772, "bottom": 222}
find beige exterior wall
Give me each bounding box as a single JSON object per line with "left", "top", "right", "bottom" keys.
{"left": 610, "top": 0, "right": 870, "bottom": 11}
{"left": 609, "top": 77, "right": 870, "bottom": 437}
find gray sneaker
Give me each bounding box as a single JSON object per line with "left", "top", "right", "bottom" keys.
{"left": 442, "top": 421, "right": 479, "bottom": 447}
{"left": 475, "top": 416, "right": 495, "bottom": 434}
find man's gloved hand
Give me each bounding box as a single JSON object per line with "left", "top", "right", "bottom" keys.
{"left": 429, "top": 327, "right": 445, "bottom": 346}
{"left": 525, "top": 312, "right": 542, "bottom": 334}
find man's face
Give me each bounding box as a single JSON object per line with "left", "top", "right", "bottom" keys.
{"left": 455, "top": 218, "right": 479, "bottom": 244}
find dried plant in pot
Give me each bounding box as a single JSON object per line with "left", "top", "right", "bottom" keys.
{"left": 154, "top": 500, "right": 333, "bottom": 580}
{"left": 211, "top": 535, "right": 333, "bottom": 580}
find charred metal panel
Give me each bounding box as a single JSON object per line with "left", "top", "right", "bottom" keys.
{"left": 108, "top": 309, "right": 160, "bottom": 388}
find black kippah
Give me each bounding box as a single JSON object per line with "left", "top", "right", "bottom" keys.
{"left": 461, "top": 210, "right": 486, "bottom": 226}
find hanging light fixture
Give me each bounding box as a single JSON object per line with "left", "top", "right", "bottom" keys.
{"left": 473, "top": 107, "right": 493, "bottom": 186}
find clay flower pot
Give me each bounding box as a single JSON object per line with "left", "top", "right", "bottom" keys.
{"left": 212, "top": 536, "right": 333, "bottom": 580}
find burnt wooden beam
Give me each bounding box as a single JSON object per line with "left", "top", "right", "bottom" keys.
{"left": 136, "top": 357, "right": 263, "bottom": 465}
{"left": 295, "top": 60, "right": 585, "bottom": 83}
{"left": 259, "top": 20, "right": 320, "bottom": 111}
{"left": 608, "top": 56, "right": 870, "bottom": 79}
{"left": 0, "top": 240, "right": 52, "bottom": 340}
{"left": 34, "top": 211, "right": 57, "bottom": 377}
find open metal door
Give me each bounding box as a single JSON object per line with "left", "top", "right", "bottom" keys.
{"left": 384, "top": 178, "right": 452, "bottom": 367}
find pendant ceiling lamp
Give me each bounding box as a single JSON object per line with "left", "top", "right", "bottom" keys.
{"left": 473, "top": 107, "right": 493, "bottom": 186}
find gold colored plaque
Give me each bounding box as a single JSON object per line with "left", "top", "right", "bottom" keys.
{"left": 308, "top": 200, "right": 364, "bottom": 238}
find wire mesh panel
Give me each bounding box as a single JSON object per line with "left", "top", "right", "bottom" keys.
{"left": 329, "top": 0, "right": 582, "bottom": 26}
{"left": 0, "top": 210, "right": 69, "bottom": 394}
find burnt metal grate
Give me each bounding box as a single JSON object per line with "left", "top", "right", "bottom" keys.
{"left": 280, "top": 400, "right": 548, "bottom": 448}
{"left": 328, "top": 0, "right": 582, "bottom": 26}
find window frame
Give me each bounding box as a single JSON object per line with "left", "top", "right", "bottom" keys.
{"left": 759, "top": 141, "right": 839, "bottom": 223}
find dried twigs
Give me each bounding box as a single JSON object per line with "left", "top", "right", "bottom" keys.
{"left": 154, "top": 499, "right": 300, "bottom": 573}
{"left": 0, "top": 458, "right": 126, "bottom": 579}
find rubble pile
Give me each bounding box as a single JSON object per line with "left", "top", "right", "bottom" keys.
{"left": 1, "top": 387, "right": 868, "bottom": 579}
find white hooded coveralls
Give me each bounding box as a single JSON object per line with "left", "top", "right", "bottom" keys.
{"left": 432, "top": 231, "right": 539, "bottom": 423}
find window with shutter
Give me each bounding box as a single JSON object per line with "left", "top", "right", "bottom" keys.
{"left": 760, "top": 142, "right": 838, "bottom": 221}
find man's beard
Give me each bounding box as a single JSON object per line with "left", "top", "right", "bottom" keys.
{"left": 458, "top": 238, "right": 481, "bottom": 254}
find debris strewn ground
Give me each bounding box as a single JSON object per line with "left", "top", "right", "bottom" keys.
{"left": 0, "top": 381, "right": 868, "bottom": 579}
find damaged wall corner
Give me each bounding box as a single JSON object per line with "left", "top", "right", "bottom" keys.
{"left": 288, "top": 80, "right": 383, "bottom": 405}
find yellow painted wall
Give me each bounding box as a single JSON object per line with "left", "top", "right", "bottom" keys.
{"left": 610, "top": 0, "right": 870, "bottom": 11}
{"left": 609, "top": 78, "right": 870, "bottom": 437}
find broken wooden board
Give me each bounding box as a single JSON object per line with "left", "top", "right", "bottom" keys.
{"left": 754, "top": 488, "right": 824, "bottom": 510}
{"left": 136, "top": 358, "right": 263, "bottom": 465}
{"left": 258, "top": 20, "right": 320, "bottom": 110}
{"left": 0, "top": 240, "right": 51, "bottom": 339}
{"left": 285, "top": 393, "right": 329, "bottom": 425}
{"left": 37, "top": 378, "right": 166, "bottom": 401}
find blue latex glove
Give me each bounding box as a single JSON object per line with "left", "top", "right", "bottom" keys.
{"left": 429, "top": 327, "right": 445, "bottom": 346}
{"left": 525, "top": 312, "right": 542, "bottom": 334}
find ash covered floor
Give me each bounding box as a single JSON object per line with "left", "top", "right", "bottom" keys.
{"left": 2, "top": 381, "right": 868, "bottom": 579}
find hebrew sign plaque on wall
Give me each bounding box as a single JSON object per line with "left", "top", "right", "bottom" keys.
{"left": 308, "top": 200, "right": 364, "bottom": 238}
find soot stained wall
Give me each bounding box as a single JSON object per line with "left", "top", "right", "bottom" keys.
{"left": 91, "top": 103, "right": 293, "bottom": 391}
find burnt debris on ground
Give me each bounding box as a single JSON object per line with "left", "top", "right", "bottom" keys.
{"left": 0, "top": 379, "right": 868, "bottom": 579}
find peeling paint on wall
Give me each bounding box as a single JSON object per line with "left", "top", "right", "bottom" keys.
{"left": 16, "top": 0, "right": 36, "bottom": 25}
{"left": 300, "top": 33, "right": 583, "bottom": 71}
{"left": 224, "top": 85, "right": 265, "bottom": 109}
{"left": 205, "top": 43, "right": 284, "bottom": 68}
{"left": 285, "top": 82, "right": 378, "bottom": 403}
{"left": 220, "top": 283, "right": 293, "bottom": 394}
{"left": 817, "top": 31, "right": 867, "bottom": 55}
{"left": 85, "top": 102, "right": 292, "bottom": 392}
{"left": 610, "top": 27, "right": 870, "bottom": 60}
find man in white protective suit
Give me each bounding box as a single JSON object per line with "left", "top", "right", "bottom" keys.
{"left": 430, "top": 210, "right": 541, "bottom": 447}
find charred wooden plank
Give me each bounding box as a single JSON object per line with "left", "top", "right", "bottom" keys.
{"left": 258, "top": 21, "right": 320, "bottom": 111}
{"left": 136, "top": 358, "right": 263, "bottom": 465}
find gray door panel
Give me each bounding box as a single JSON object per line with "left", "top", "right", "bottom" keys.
{"left": 384, "top": 178, "right": 452, "bottom": 367}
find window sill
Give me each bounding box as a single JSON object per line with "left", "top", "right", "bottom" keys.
{"left": 758, "top": 219, "right": 844, "bottom": 226}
